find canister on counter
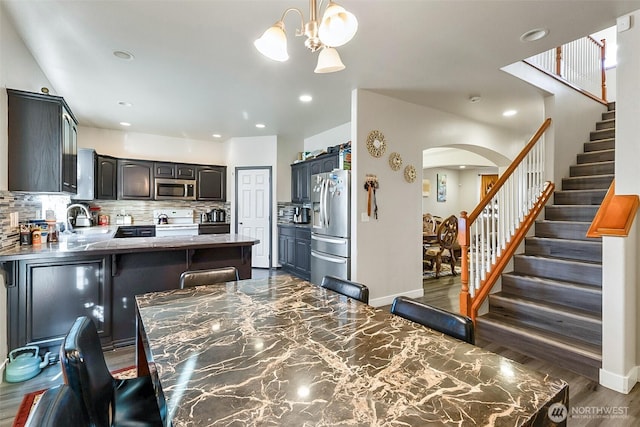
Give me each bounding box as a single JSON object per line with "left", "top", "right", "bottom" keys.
{"left": 99, "top": 214, "right": 109, "bottom": 225}
{"left": 20, "top": 225, "right": 32, "bottom": 245}
{"left": 32, "top": 229, "right": 42, "bottom": 245}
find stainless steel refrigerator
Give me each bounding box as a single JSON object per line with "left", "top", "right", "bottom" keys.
{"left": 310, "top": 169, "right": 350, "bottom": 285}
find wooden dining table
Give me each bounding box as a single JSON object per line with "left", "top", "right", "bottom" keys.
{"left": 135, "top": 274, "right": 568, "bottom": 426}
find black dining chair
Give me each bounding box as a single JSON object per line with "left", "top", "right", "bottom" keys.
{"left": 25, "top": 384, "right": 88, "bottom": 427}
{"left": 179, "top": 266, "right": 239, "bottom": 289}
{"left": 60, "top": 316, "right": 163, "bottom": 427}
{"left": 390, "top": 296, "right": 475, "bottom": 344}
{"left": 321, "top": 275, "right": 369, "bottom": 304}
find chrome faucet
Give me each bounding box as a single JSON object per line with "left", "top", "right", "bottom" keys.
{"left": 66, "top": 203, "right": 91, "bottom": 232}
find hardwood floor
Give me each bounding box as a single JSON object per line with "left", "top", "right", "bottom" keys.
{"left": 2, "top": 271, "right": 638, "bottom": 426}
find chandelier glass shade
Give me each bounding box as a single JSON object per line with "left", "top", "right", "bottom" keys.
{"left": 254, "top": 0, "right": 357, "bottom": 73}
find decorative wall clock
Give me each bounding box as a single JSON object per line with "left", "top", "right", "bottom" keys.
{"left": 366, "top": 130, "right": 386, "bottom": 158}
{"left": 388, "top": 152, "right": 402, "bottom": 171}
{"left": 404, "top": 165, "right": 417, "bottom": 183}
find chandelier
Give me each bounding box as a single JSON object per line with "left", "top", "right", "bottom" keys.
{"left": 254, "top": 1, "right": 358, "bottom": 73}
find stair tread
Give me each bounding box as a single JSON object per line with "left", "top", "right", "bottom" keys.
{"left": 555, "top": 188, "right": 607, "bottom": 193}
{"left": 503, "top": 272, "right": 603, "bottom": 294}
{"left": 526, "top": 236, "right": 601, "bottom": 245}
{"left": 490, "top": 292, "right": 602, "bottom": 322}
{"left": 477, "top": 313, "right": 602, "bottom": 360}
{"left": 562, "top": 174, "right": 615, "bottom": 180}
{"left": 572, "top": 160, "right": 614, "bottom": 166}
{"left": 516, "top": 253, "right": 602, "bottom": 266}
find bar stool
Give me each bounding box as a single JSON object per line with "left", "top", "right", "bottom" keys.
{"left": 390, "top": 296, "right": 474, "bottom": 344}
{"left": 179, "top": 266, "right": 239, "bottom": 288}
{"left": 321, "top": 275, "right": 369, "bottom": 304}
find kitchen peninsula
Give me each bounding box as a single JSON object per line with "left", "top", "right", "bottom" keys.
{"left": 0, "top": 233, "right": 258, "bottom": 353}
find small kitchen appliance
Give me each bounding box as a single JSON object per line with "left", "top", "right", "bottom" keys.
{"left": 293, "top": 207, "right": 311, "bottom": 224}
{"left": 5, "top": 346, "right": 51, "bottom": 383}
{"left": 208, "top": 209, "right": 226, "bottom": 223}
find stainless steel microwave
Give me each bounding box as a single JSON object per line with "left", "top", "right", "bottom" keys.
{"left": 154, "top": 178, "right": 196, "bottom": 200}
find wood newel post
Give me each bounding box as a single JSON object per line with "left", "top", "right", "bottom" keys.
{"left": 458, "top": 211, "right": 471, "bottom": 317}
{"left": 555, "top": 46, "right": 562, "bottom": 76}
{"left": 600, "top": 39, "right": 607, "bottom": 102}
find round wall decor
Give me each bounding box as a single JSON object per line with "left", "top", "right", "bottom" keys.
{"left": 366, "top": 130, "right": 386, "bottom": 158}
{"left": 404, "top": 165, "right": 417, "bottom": 183}
{"left": 388, "top": 152, "right": 402, "bottom": 171}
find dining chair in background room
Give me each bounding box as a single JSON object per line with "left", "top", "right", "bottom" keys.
{"left": 390, "top": 296, "right": 475, "bottom": 344}
{"left": 60, "top": 316, "right": 164, "bottom": 427}
{"left": 25, "top": 384, "right": 88, "bottom": 427}
{"left": 179, "top": 266, "right": 239, "bottom": 289}
{"left": 321, "top": 275, "right": 370, "bottom": 304}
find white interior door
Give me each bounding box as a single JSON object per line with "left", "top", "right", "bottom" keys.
{"left": 237, "top": 168, "right": 271, "bottom": 268}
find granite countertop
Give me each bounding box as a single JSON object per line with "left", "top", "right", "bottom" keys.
{"left": 137, "top": 275, "right": 568, "bottom": 426}
{"left": 0, "top": 232, "right": 259, "bottom": 261}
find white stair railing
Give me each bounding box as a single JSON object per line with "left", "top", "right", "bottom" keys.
{"left": 459, "top": 119, "right": 555, "bottom": 320}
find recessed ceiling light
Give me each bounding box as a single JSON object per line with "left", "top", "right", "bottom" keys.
{"left": 503, "top": 110, "right": 517, "bottom": 117}
{"left": 520, "top": 28, "right": 549, "bottom": 42}
{"left": 113, "top": 50, "right": 134, "bottom": 60}
{"left": 459, "top": 165, "right": 466, "bottom": 169}
{"left": 212, "top": 134, "right": 222, "bottom": 138}
{"left": 299, "top": 94, "right": 313, "bottom": 102}
{"left": 255, "top": 123, "right": 266, "bottom": 129}
{"left": 119, "top": 122, "right": 131, "bottom": 127}
{"left": 118, "top": 101, "right": 132, "bottom": 107}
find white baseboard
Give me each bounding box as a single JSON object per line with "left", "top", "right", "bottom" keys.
{"left": 599, "top": 365, "right": 639, "bottom": 394}
{"left": 370, "top": 288, "right": 424, "bottom": 308}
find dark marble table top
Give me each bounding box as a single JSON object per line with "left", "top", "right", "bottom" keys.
{"left": 136, "top": 275, "right": 568, "bottom": 426}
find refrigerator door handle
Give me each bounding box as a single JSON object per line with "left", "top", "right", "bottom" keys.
{"left": 311, "top": 251, "right": 347, "bottom": 264}
{"left": 312, "top": 235, "right": 348, "bottom": 245}
{"left": 323, "top": 179, "right": 330, "bottom": 228}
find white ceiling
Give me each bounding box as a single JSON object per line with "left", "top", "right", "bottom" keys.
{"left": 3, "top": 1, "right": 639, "bottom": 143}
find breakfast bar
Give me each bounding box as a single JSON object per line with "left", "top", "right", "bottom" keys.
{"left": 136, "top": 274, "right": 568, "bottom": 426}
{"left": 1, "top": 233, "right": 259, "bottom": 352}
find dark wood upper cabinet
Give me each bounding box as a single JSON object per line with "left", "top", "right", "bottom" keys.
{"left": 197, "top": 166, "right": 226, "bottom": 201}
{"left": 291, "top": 153, "right": 338, "bottom": 203}
{"left": 8, "top": 89, "right": 78, "bottom": 193}
{"left": 153, "top": 162, "right": 196, "bottom": 180}
{"left": 117, "top": 159, "right": 154, "bottom": 200}
{"left": 96, "top": 155, "right": 118, "bottom": 200}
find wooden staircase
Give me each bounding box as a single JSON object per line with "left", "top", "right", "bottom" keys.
{"left": 475, "top": 103, "right": 615, "bottom": 381}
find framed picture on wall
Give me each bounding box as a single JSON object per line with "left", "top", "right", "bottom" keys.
{"left": 422, "top": 179, "right": 431, "bottom": 197}
{"left": 437, "top": 173, "right": 447, "bottom": 202}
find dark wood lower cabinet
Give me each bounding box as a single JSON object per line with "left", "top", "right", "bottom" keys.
{"left": 4, "top": 245, "right": 253, "bottom": 354}
{"left": 111, "top": 251, "right": 186, "bottom": 345}
{"left": 6, "top": 256, "right": 111, "bottom": 358}
{"left": 278, "top": 225, "right": 311, "bottom": 280}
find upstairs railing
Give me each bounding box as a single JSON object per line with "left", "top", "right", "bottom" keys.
{"left": 525, "top": 36, "right": 607, "bottom": 103}
{"left": 459, "top": 118, "right": 555, "bottom": 321}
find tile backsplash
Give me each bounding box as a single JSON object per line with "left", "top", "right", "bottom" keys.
{"left": 0, "top": 191, "right": 229, "bottom": 250}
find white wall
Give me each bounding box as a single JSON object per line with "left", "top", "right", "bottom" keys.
{"left": 78, "top": 126, "right": 227, "bottom": 165}
{"left": 352, "top": 90, "right": 524, "bottom": 307}
{"left": 421, "top": 169, "right": 461, "bottom": 218}
{"left": 304, "top": 122, "right": 350, "bottom": 152}
{"left": 226, "top": 135, "right": 279, "bottom": 267}
{"left": 503, "top": 62, "right": 608, "bottom": 184}
{"left": 599, "top": 9, "right": 640, "bottom": 394}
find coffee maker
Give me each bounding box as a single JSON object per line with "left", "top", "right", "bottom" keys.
{"left": 293, "top": 206, "right": 311, "bottom": 224}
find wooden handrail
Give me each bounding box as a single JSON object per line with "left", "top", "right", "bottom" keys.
{"left": 459, "top": 118, "right": 553, "bottom": 320}
{"left": 464, "top": 183, "right": 554, "bottom": 320}
{"left": 466, "top": 118, "right": 551, "bottom": 224}
{"left": 587, "top": 180, "right": 639, "bottom": 237}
